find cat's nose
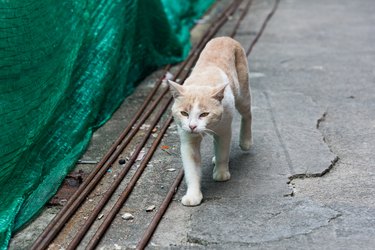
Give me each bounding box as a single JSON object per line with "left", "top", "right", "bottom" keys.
{"left": 189, "top": 124, "right": 197, "bottom": 131}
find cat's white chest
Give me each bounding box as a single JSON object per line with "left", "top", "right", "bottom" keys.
{"left": 222, "top": 87, "right": 235, "bottom": 117}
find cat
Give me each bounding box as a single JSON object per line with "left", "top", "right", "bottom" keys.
{"left": 168, "top": 37, "right": 252, "bottom": 206}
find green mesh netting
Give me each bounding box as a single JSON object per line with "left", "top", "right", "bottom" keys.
{"left": 0, "top": 0, "right": 213, "bottom": 248}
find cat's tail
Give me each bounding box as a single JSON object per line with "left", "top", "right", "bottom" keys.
{"left": 233, "top": 40, "right": 250, "bottom": 90}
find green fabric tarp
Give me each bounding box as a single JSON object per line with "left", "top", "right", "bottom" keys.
{"left": 0, "top": 0, "right": 213, "bottom": 248}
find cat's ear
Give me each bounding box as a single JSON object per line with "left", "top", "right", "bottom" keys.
{"left": 211, "top": 83, "right": 228, "bottom": 102}
{"left": 168, "top": 80, "right": 184, "bottom": 99}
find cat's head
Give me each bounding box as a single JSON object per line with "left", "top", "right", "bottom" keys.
{"left": 168, "top": 80, "right": 227, "bottom": 135}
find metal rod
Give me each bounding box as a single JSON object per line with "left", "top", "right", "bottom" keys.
{"left": 65, "top": 2, "right": 241, "bottom": 247}
{"left": 230, "top": 0, "right": 254, "bottom": 38}
{"left": 246, "top": 0, "right": 280, "bottom": 56}
{"left": 67, "top": 98, "right": 172, "bottom": 249}
{"left": 86, "top": 114, "right": 174, "bottom": 249}
{"left": 135, "top": 0, "right": 261, "bottom": 248}
{"left": 136, "top": 168, "right": 184, "bottom": 250}
{"left": 171, "top": 0, "right": 242, "bottom": 84}
{"left": 32, "top": 0, "right": 249, "bottom": 249}
{"left": 130, "top": 1, "right": 281, "bottom": 248}
{"left": 83, "top": 2, "right": 245, "bottom": 248}
{"left": 30, "top": 67, "right": 171, "bottom": 250}
{"left": 32, "top": 12, "right": 210, "bottom": 248}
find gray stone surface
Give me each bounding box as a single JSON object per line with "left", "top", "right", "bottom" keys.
{"left": 187, "top": 198, "right": 339, "bottom": 245}
{"left": 10, "top": 0, "right": 375, "bottom": 249}
{"left": 153, "top": 0, "right": 375, "bottom": 248}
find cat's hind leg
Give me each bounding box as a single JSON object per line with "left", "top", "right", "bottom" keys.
{"left": 235, "top": 45, "right": 253, "bottom": 151}
{"left": 239, "top": 110, "right": 252, "bottom": 151}
{"left": 236, "top": 89, "right": 253, "bottom": 151}
{"left": 235, "top": 77, "right": 253, "bottom": 151}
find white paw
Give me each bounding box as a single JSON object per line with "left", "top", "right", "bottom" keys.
{"left": 212, "top": 156, "right": 216, "bottom": 165}
{"left": 181, "top": 192, "right": 203, "bottom": 206}
{"left": 213, "top": 170, "right": 231, "bottom": 182}
{"left": 240, "top": 138, "right": 253, "bottom": 151}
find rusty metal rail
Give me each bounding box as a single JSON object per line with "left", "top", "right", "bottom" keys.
{"left": 31, "top": 0, "right": 280, "bottom": 249}
{"left": 31, "top": 1, "right": 243, "bottom": 249}
{"left": 246, "top": 0, "right": 280, "bottom": 56}
{"left": 83, "top": 1, "right": 246, "bottom": 249}
{"left": 136, "top": 0, "right": 281, "bottom": 248}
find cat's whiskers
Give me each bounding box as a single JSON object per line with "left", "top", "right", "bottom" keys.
{"left": 198, "top": 132, "right": 205, "bottom": 139}
{"left": 203, "top": 128, "right": 218, "bottom": 136}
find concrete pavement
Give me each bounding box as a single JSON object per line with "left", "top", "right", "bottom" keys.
{"left": 153, "top": 0, "right": 375, "bottom": 248}
{"left": 10, "top": 0, "right": 375, "bottom": 249}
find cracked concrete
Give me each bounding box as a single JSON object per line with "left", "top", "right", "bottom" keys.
{"left": 186, "top": 199, "right": 340, "bottom": 245}
{"left": 316, "top": 111, "right": 327, "bottom": 129}
{"left": 153, "top": 0, "right": 375, "bottom": 248}
{"left": 261, "top": 90, "right": 337, "bottom": 177}
{"left": 288, "top": 156, "right": 339, "bottom": 181}
{"left": 10, "top": 0, "right": 375, "bottom": 248}
{"left": 247, "top": 0, "right": 375, "bottom": 248}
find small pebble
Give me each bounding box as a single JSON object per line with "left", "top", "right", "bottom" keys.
{"left": 140, "top": 124, "right": 150, "bottom": 130}
{"left": 166, "top": 168, "right": 176, "bottom": 172}
{"left": 122, "top": 213, "right": 134, "bottom": 220}
{"left": 164, "top": 71, "right": 174, "bottom": 80}
{"left": 146, "top": 205, "right": 156, "bottom": 212}
{"left": 136, "top": 150, "right": 146, "bottom": 161}
{"left": 59, "top": 199, "right": 68, "bottom": 206}
{"left": 150, "top": 242, "right": 158, "bottom": 247}
{"left": 119, "top": 159, "right": 126, "bottom": 164}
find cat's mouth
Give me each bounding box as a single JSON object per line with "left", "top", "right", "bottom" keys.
{"left": 185, "top": 129, "right": 203, "bottom": 136}
{"left": 189, "top": 130, "right": 200, "bottom": 135}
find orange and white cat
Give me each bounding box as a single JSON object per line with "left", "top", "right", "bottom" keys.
{"left": 168, "top": 37, "right": 252, "bottom": 206}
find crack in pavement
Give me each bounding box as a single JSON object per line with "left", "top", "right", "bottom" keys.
{"left": 263, "top": 91, "right": 339, "bottom": 182}
{"left": 185, "top": 198, "right": 341, "bottom": 246}
{"left": 263, "top": 91, "right": 295, "bottom": 176}
{"left": 316, "top": 111, "right": 328, "bottom": 129}
{"left": 288, "top": 110, "right": 339, "bottom": 182}
{"left": 186, "top": 206, "right": 342, "bottom": 248}
{"left": 186, "top": 235, "right": 215, "bottom": 246}
{"left": 288, "top": 156, "right": 339, "bottom": 182}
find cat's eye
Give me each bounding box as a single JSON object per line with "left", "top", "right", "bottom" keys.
{"left": 180, "top": 111, "right": 189, "bottom": 117}
{"left": 199, "top": 112, "right": 209, "bottom": 118}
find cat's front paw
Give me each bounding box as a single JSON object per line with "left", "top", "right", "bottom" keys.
{"left": 213, "top": 170, "right": 231, "bottom": 182}
{"left": 181, "top": 192, "right": 203, "bottom": 206}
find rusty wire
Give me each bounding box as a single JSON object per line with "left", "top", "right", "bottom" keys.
{"left": 137, "top": 1, "right": 282, "bottom": 247}
{"left": 246, "top": 0, "right": 280, "bottom": 56}
{"left": 31, "top": 1, "right": 244, "bottom": 249}
{"left": 84, "top": 1, "right": 246, "bottom": 249}
{"left": 136, "top": 0, "right": 260, "bottom": 248}
{"left": 31, "top": 0, "right": 281, "bottom": 248}
{"left": 136, "top": 0, "right": 281, "bottom": 247}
